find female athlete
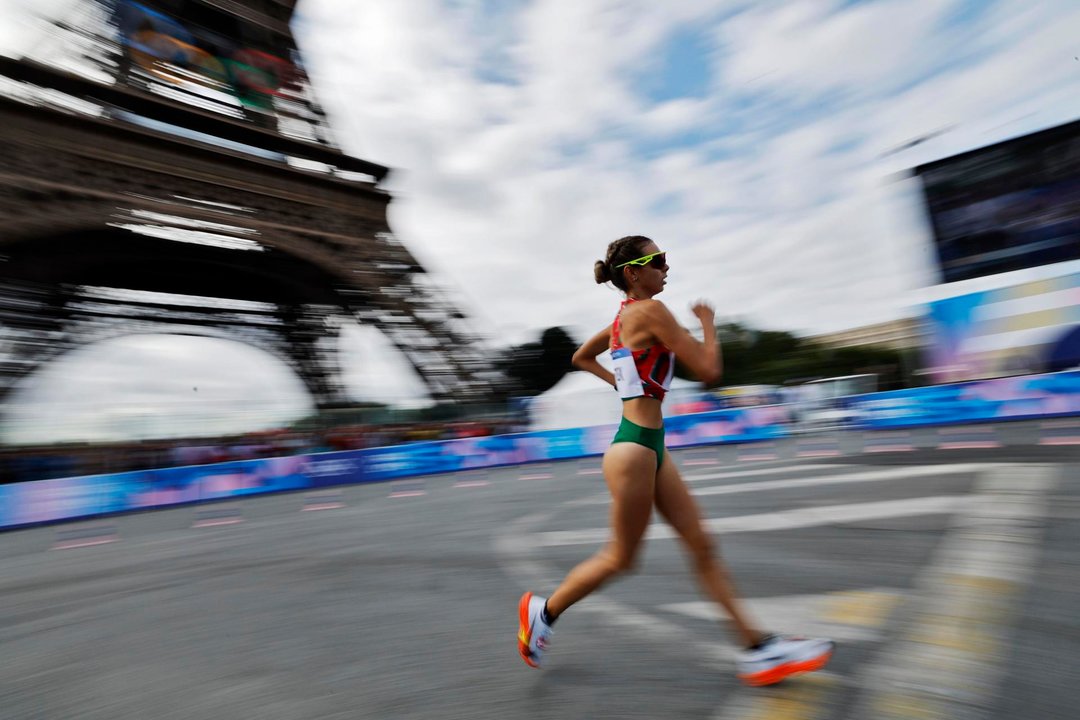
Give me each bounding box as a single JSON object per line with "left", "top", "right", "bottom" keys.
{"left": 517, "top": 235, "right": 834, "bottom": 686}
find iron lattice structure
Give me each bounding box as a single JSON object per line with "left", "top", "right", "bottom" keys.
{"left": 0, "top": 0, "right": 501, "bottom": 412}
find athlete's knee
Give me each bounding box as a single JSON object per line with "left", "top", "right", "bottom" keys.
{"left": 599, "top": 544, "right": 640, "bottom": 575}
{"left": 683, "top": 531, "right": 716, "bottom": 566}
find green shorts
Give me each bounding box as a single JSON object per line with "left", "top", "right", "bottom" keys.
{"left": 611, "top": 416, "right": 665, "bottom": 467}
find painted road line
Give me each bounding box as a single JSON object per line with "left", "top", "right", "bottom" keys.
{"left": 937, "top": 426, "right": 1000, "bottom": 449}
{"left": 389, "top": 478, "right": 426, "bottom": 497}
{"left": 301, "top": 489, "right": 345, "bottom": 511}
{"left": 520, "top": 463, "right": 553, "bottom": 480}
{"left": 682, "top": 448, "right": 720, "bottom": 466}
{"left": 865, "top": 443, "right": 915, "bottom": 452}
{"left": 850, "top": 465, "right": 1053, "bottom": 720}
{"left": 938, "top": 440, "right": 1000, "bottom": 449}
{"left": 192, "top": 505, "right": 243, "bottom": 527}
{"left": 1040, "top": 436, "right": 1080, "bottom": 445}
{"left": 685, "top": 464, "right": 853, "bottom": 483}
{"left": 661, "top": 588, "right": 902, "bottom": 644}
{"left": 495, "top": 509, "right": 737, "bottom": 669}
{"left": 536, "top": 495, "right": 968, "bottom": 546}
{"left": 796, "top": 439, "right": 842, "bottom": 458}
{"left": 864, "top": 431, "right": 915, "bottom": 452}
{"left": 1039, "top": 419, "right": 1080, "bottom": 445}
{"left": 574, "top": 464, "right": 920, "bottom": 505}
{"left": 739, "top": 453, "right": 778, "bottom": 462}
{"left": 570, "top": 464, "right": 989, "bottom": 506}
{"left": 690, "top": 464, "right": 987, "bottom": 498}
{"left": 52, "top": 522, "right": 119, "bottom": 550}
{"left": 797, "top": 449, "right": 842, "bottom": 457}
{"left": 454, "top": 470, "right": 490, "bottom": 488}
{"left": 712, "top": 671, "right": 840, "bottom": 720}
{"left": 738, "top": 443, "right": 779, "bottom": 461}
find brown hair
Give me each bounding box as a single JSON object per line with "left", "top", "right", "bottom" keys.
{"left": 594, "top": 235, "right": 653, "bottom": 291}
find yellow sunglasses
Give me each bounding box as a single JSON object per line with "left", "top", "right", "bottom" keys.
{"left": 615, "top": 251, "right": 667, "bottom": 269}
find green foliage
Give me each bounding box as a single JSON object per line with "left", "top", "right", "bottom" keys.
{"left": 676, "top": 322, "right": 910, "bottom": 389}
{"left": 502, "top": 326, "right": 577, "bottom": 397}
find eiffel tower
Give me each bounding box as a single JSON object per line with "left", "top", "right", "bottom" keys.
{"left": 0, "top": 0, "right": 499, "bottom": 417}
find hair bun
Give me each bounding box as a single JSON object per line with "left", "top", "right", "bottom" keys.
{"left": 593, "top": 260, "right": 610, "bottom": 284}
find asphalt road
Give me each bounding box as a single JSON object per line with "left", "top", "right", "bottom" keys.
{"left": 2, "top": 420, "right": 1078, "bottom": 720}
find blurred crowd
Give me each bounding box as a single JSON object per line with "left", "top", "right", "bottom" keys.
{"left": 0, "top": 419, "right": 521, "bottom": 485}
{"left": 0, "top": 377, "right": 883, "bottom": 485}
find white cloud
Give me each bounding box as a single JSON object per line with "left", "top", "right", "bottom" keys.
{"left": 3, "top": 0, "right": 1079, "bottom": 439}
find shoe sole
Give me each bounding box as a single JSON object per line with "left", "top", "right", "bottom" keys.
{"left": 739, "top": 647, "right": 834, "bottom": 687}
{"left": 518, "top": 592, "right": 540, "bottom": 668}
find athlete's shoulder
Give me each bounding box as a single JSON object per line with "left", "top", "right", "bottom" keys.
{"left": 632, "top": 298, "right": 675, "bottom": 320}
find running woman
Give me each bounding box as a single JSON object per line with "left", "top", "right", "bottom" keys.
{"left": 517, "top": 235, "right": 834, "bottom": 686}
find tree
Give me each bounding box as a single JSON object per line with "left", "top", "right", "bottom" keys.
{"left": 678, "top": 321, "right": 910, "bottom": 389}
{"left": 501, "top": 326, "right": 577, "bottom": 397}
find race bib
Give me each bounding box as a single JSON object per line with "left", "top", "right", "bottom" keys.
{"left": 611, "top": 347, "right": 644, "bottom": 399}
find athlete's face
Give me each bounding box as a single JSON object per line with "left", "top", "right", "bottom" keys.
{"left": 624, "top": 241, "right": 668, "bottom": 296}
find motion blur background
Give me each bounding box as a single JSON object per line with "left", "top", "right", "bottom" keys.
{"left": 0, "top": 0, "right": 1077, "bottom": 484}
{"left": 2, "top": 4, "right": 1080, "bottom": 720}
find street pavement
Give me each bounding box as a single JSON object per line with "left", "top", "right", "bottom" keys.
{"left": 1, "top": 420, "right": 1078, "bottom": 720}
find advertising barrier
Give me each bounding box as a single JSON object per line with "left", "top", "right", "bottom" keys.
{"left": 847, "top": 369, "right": 1080, "bottom": 428}
{"left": 0, "top": 406, "right": 789, "bottom": 530}
{"left": 1, "top": 371, "right": 1078, "bottom": 530}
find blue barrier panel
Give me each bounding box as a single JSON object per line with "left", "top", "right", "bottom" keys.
{"left": 849, "top": 370, "right": 1080, "bottom": 429}
{"left": 665, "top": 405, "right": 792, "bottom": 446}
{"left": 0, "top": 455, "right": 312, "bottom": 530}
{"left": 5, "top": 370, "right": 1077, "bottom": 529}
{"left": 0, "top": 403, "right": 795, "bottom": 528}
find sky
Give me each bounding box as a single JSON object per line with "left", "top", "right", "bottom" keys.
{"left": 1, "top": 0, "right": 1079, "bottom": 442}
{"left": 291, "top": 0, "right": 1080, "bottom": 342}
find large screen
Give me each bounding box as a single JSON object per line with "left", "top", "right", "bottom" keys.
{"left": 917, "top": 119, "right": 1080, "bottom": 284}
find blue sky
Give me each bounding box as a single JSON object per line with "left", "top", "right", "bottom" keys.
{"left": 2, "top": 0, "right": 1080, "bottom": 440}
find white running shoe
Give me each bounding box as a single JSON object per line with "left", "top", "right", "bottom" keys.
{"left": 517, "top": 592, "right": 554, "bottom": 668}
{"left": 735, "top": 634, "right": 835, "bottom": 686}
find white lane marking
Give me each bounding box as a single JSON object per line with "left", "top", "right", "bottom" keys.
{"left": 685, "top": 463, "right": 853, "bottom": 483}
{"left": 849, "top": 465, "right": 1054, "bottom": 719}
{"left": 454, "top": 480, "right": 490, "bottom": 488}
{"left": 569, "top": 464, "right": 988, "bottom": 506}
{"left": 537, "top": 496, "right": 968, "bottom": 546}
{"left": 493, "top": 509, "right": 736, "bottom": 668}
{"left": 661, "top": 587, "right": 903, "bottom": 643}
{"left": 691, "top": 463, "right": 987, "bottom": 498}
{"left": 1040, "top": 436, "right": 1080, "bottom": 445}
{"left": 301, "top": 502, "right": 346, "bottom": 511}
{"left": 865, "top": 444, "right": 915, "bottom": 452}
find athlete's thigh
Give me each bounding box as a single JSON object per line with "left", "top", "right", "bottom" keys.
{"left": 653, "top": 450, "right": 710, "bottom": 546}
{"left": 602, "top": 442, "right": 658, "bottom": 548}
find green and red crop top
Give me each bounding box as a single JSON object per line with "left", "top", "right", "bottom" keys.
{"left": 610, "top": 298, "right": 675, "bottom": 401}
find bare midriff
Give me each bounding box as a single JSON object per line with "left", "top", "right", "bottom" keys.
{"left": 622, "top": 395, "right": 664, "bottom": 429}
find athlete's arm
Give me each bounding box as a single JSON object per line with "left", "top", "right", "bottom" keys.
{"left": 572, "top": 325, "right": 616, "bottom": 388}
{"left": 639, "top": 300, "right": 722, "bottom": 384}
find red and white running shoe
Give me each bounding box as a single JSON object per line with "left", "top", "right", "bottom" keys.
{"left": 517, "top": 592, "right": 554, "bottom": 668}
{"left": 736, "top": 634, "right": 835, "bottom": 686}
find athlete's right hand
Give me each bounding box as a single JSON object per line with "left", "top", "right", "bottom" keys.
{"left": 691, "top": 301, "right": 715, "bottom": 326}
